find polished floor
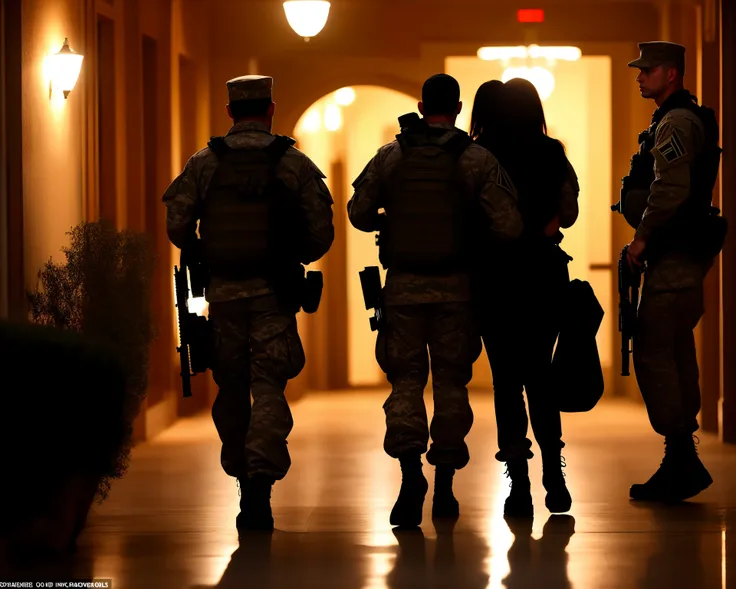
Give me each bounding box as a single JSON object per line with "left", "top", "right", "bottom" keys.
{"left": 7, "top": 391, "right": 736, "bottom": 588}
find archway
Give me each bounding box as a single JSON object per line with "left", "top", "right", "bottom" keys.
{"left": 293, "top": 85, "right": 417, "bottom": 389}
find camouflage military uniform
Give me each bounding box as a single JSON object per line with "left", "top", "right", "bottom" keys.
{"left": 348, "top": 122, "right": 523, "bottom": 469}
{"left": 163, "top": 76, "right": 334, "bottom": 481}
{"left": 633, "top": 104, "right": 708, "bottom": 438}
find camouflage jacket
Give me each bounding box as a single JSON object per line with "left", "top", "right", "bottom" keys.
{"left": 637, "top": 104, "right": 710, "bottom": 290}
{"left": 163, "top": 121, "right": 335, "bottom": 303}
{"left": 347, "top": 121, "right": 523, "bottom": 306}
{"left": 636, "top": 107, "right": 705, "bottom": 243}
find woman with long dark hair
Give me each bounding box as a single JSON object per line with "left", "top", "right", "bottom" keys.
{"left": 470, "top": 77, "right": 580, "bottom": 518}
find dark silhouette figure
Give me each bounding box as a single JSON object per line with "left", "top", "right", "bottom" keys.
{"left": 163, "top": 74, "right": 335, "bottom": 533}
{"left": 348, "top": 73, "right": 523, "bottom": 527}
{"left": 471, "top": 78, "right": 581, "bottom": 518}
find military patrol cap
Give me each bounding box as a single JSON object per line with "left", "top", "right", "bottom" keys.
{"left": 226, "top": 75, "right": 273, "bottom": 102}
{"left": 628, "top": 41, "right": 686, "bottom": 71}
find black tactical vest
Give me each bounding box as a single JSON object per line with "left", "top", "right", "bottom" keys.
{"left": 198, "top": 135, "right": 301, "bottom": 279}
{"left": 379, "top": 128, "right": 474, "bottom": 274}
{"left": 619, "top": 90, "right": 722, "bottom": 236}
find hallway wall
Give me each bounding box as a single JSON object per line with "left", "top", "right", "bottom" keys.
{"left": 20, "top": 0, "right": 86, "bottom": 291}
{"left": 9, "top": 0, "right": 214, "bottom": 441}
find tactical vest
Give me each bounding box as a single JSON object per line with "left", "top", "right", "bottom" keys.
{"left": 198, "top": 135, "right": 301, "bottom": 279}
{"left": 619, "top": 90, "right": 722, "bottom": 239}
{"left": 378, "top": 128, "right": 474, "bottom": 274}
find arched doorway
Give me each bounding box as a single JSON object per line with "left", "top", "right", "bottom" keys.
{"left": 293, "top": 85, "right": 417, "bottom": 390}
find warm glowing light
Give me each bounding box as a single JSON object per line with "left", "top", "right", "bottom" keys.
{"left": 334, "top": 87, "right": 356, "bottom": 106}
{"left": 528, "top": 44, "right": 582, "bottom": 61}
{"left": 324, "top": 103, "right": 342, "bottom": 132}
{"left": 283, "top": 1, "right": 331, "bottom": 40}
{"left": 477, "top": 46, "right": 528, "bottom": 61}
{"left": 299, "top": 107, "right": 322, "bottom": 133}
{"left": 477, "top": 44, "right": 581, "bottom": 62}
{"left": 47, "top": 38, "right": 84, "bottom": 99}
{"left": 502, "top": 65, "right": 556, "bottom": 101}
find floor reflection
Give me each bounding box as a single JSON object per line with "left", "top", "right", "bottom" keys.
{"left": 503, "top": 516, "right": 574, "bottom": 589}
{"left": 635, "top": 503, "right": 711, "bottom": 589}
{"left": 6, "top": 392, "right": 736, "bottom": 589}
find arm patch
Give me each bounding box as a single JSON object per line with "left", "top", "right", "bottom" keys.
{"left": 654, "top": 128, "right": 687, "bottom": 163}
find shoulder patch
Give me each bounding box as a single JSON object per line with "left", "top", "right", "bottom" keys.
{"left": 496, "top": 166, "right": 515, "bottom": 194}
{"left": 654, "top": 128, "right": 687, "bottom": 163}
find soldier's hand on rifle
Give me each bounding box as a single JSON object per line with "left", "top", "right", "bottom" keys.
{"left": 626, "top": 236, "right": 646, "bottom": 271}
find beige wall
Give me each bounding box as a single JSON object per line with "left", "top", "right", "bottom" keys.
{"left": 21, "top": 0, "right": 86, "bottom": 289}
{"left": 17, "top": 0, "right": 215, "bottom": 440}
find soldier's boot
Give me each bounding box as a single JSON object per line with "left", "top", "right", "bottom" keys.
{"left": 432, "top": 466, "right": 460, "bottom": 519}
{"left": 630, "top": 436, "right": 713, "bottom": 502}
{"left": 390, "top": 454, "right": 429, "bottom": 528}
{"left": 236, "top": 475, "right": 274, "bottom": 533}
{"left": 542, "top": 450, "right": 572, "bottom": 514}
{"left": 503, "top": 459, "right": 534, "bottom": 519}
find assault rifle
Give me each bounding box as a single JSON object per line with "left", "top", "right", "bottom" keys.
{"left": 617, "top": 245, "right": 642, "bottom": 377}
{"left": 174, "top": 245, "right": 211, "bottom": 397}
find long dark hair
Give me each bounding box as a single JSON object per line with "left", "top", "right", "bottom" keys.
{"left": 503, "top": 77, "right": 548, "bottom": 137}
{"left": 469, "top": 80, "right": 505, "bottom": 141}
{"left": 473, "top": 77, "right": 567, "bottom": 236}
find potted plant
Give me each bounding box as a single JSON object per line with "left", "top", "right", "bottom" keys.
{"left": 0, "top": 219, "right": 155, "bottom": 555}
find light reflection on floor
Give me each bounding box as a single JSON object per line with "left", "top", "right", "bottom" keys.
{"left": 5, "top": 391, "right": 736, "bottom": 589}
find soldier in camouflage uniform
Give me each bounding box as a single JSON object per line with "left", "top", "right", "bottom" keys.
{"left": 618, "top": 43, "right": 724, "bottom": 502}
{"left": 163, "top": 75, "right": 334, "bottom": 532}
{"left": 348, "top": 74, "right": 523, "bottom": 527}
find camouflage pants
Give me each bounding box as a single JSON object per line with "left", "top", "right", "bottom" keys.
{"left": 208, "top": 294, "right": 305, "bottom": 481}
{"left": 376, "top": 302, "right": 481, "bottom": 469}
{"left": 634, "top": 254, "right": 705, "bottom": 438}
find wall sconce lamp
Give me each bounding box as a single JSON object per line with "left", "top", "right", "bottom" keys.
{"left": 283, "top": 1, "right": 331, "bottom": 41}
{"left": 48, "top": 38, "right": 84, "bottom": 99}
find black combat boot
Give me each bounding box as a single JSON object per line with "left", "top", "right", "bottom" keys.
{"left": 236, "top": 475, "right": 275, "bottom": 533}
{"left": 503, "top": 459, "right": 534, "bottom": 519}
{"left": 432, "top": 466, "right": 460, "bottom": 519}
{"left": 542, "top": 450, "right": 572, "bottom": 513}
{"left": 630, "top": 436, "right": 713, "bottom": 502}
{"left": 390, "top": 454, "right": 429, "bottom": 528}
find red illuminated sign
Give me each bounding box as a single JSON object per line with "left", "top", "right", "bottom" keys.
{"left": 518, "top": 9, "right": 545, "bottom": 23}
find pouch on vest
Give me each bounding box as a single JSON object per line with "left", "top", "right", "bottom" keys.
{"left": 379, "top": 131, "right": 474, "bottom": 274}
{"left": 199, "top": 135, "right": 299, "bottom": 279}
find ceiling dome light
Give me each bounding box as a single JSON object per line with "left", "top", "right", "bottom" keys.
{"left": 283, "top": 1, "right": 331, "bottom": 41}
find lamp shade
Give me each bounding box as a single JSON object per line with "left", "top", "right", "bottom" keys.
{"left": 283, "top": 1, "right": 331, "bottom": 40}
{"left": 49, "top": 38, "right": 84, "bottom": 98}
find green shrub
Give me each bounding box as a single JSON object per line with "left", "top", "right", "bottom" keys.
{"left": 27, "top": 219, "right": 156, "bottom": 501}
